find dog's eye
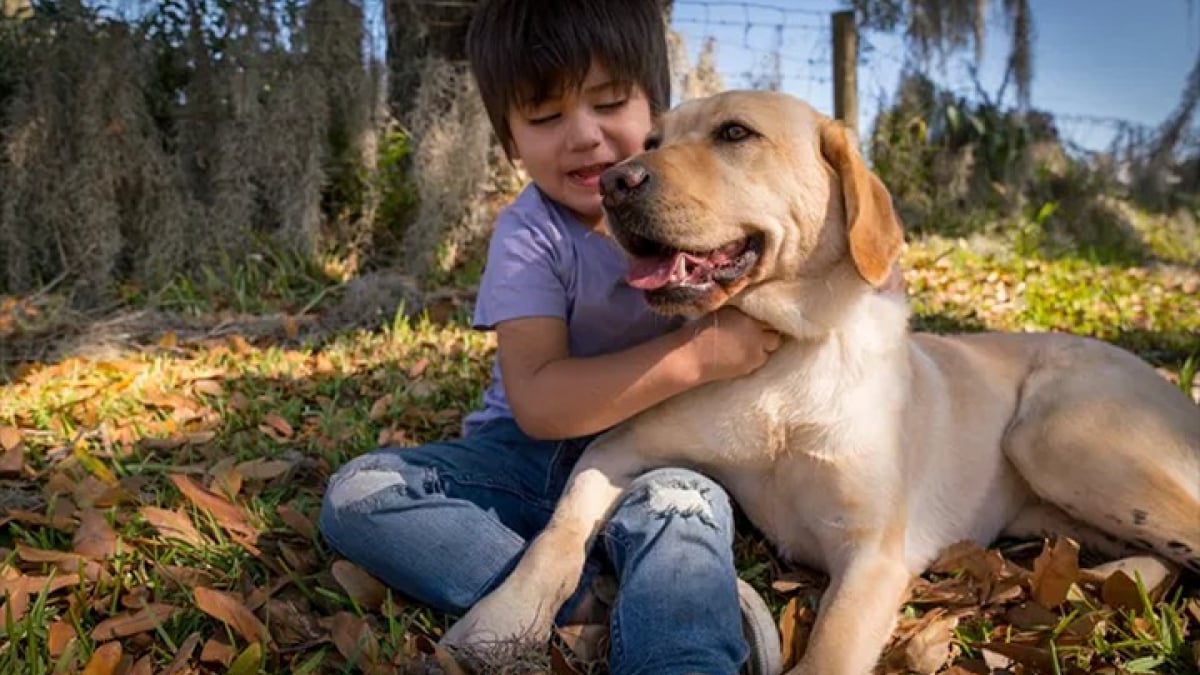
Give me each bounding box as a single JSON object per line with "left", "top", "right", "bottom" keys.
{"left": 643, "top": 134, "right": 661, "bottom": 151}
{"left": 717, "top": 122, "right": 753, "bottom": 143}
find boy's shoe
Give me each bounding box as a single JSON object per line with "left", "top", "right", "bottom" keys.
{"left": 559, "top": 575, "right": 783, "bottom": 675}
{"left": 736, "top": 577, "right": 783, "bottom": 675}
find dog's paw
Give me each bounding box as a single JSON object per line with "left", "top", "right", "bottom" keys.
{"left": 441, "top": 585, "right": 557, "bottom": 654}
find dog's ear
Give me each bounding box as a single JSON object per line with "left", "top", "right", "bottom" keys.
{"left": 819, "top": 120, "right": 904, "bottom": 288}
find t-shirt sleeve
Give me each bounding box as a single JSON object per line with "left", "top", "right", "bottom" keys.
{"left": 473, "top": 208, "right": 569, "bottom": 330}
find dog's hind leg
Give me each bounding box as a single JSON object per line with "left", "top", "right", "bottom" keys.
{"left": 1002, "top": 339, "right": 1200, "bottom": 573}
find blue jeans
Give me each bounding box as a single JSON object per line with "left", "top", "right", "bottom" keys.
{"left": 320, "top": 417, "right": 748, "bottom": 674}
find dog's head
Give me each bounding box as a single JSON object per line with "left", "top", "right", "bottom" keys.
{"left": 601, "top": 90, "right": 904, "bottom": 316}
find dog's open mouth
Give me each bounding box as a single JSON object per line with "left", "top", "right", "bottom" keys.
{"left": 624, "top": 234, "right": 763, "bottom": 291}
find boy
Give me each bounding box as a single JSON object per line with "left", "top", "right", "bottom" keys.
{"left": 320, "top": 1, "right": 782, "bottom": 672}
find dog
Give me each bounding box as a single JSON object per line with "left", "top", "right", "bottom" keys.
{"left": 443, "top": 90, "right": 1200, "bottom": 674}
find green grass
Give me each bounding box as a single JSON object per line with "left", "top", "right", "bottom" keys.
{"left": 0, "top": 237, "right": 1197, "bottom": 673}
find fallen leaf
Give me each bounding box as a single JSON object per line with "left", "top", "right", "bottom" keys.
{"left": 408, "top": 358, "right": 429, "bottom": 379}
{"left": 235, "top": 458, "right": 292, "bottom": 481}
{"left": 168, "top": 474, "right": 258, "bottom": 541}
{"left": 0, "top": 589, "right": 29, "bottom": 626}
{"left": 90, "top": 603, "right": 179, "bottom": 641}
{"left": 139, "top": 506, "right": 207, "bottom": 547}
{"left": 81, "top": 640, "right": 123, "bottom": 675}
{"left": 0, "top": 426, "right": 21, "bottom": 451}
{"left": 193, "top": 586, "right": 271, "bottom": 647}
{"left": 127, "top": 655, "right": 154, "bottom": 675}
{"left": 158, "top": 331, "right": 178, "bottom": 349}
{"left": 1029, "top": 537, "right": 1080, "bottom": 607}
{"left": 369, "top": 395, "right": 393, "bottom": 422}
{"left": 276, "top": 503, "right": 317, "bottom": 539}
{"left": 210, "top": 456, "right": 243, "bottom": 498}
{"left": 332, "top": 560, "right": 388, "bottom": 611}
{"left": 1088, "top": 555, "right": 1176, "bottom": 608}
{"left": 981, "top": 641, "right": 1055, "bottom": 672}
{"left": 0, "top": 441, "right": 23, "bottom": 476}
{"left": 193, "top": 379, "right": 224, "bottom": 397}
{"left": 261, "top": 413, "right": 294, "bottom": 439}
{"left": 72, "top": 510, "right": 120, "bottom": 560}
{"left": 48, "top": 620, "right": 77, "bottom": 657}
{"left": 1006, "top": 602, "right": 1060, "bottom": 630}
{"left": 330, "top": 611, "right": 381, "bottom": 669}
{"left": 200, "top": 638, "right": 236, "bottom": 665}
{"left": 779, "top": 596, "right": 814, "bottom": 670}
{"left": 160, "top": 631, "right": 202, "bottom": 675}
{"left": 905, "top": 613, "right": 960, "bottom": 674}
{"left": 226, "top": 642, "right": 264, "bottom": 675}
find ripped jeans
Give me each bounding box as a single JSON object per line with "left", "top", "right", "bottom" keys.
{"left": 320, "top": 417, "right": 747, "bottom": 674}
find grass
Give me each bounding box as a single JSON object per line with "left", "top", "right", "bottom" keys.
{"left": 0, "top": 236, "right": 1197, "bottom": 674}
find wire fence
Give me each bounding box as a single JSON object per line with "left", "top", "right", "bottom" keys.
{"left": 669, "top": 0, "right": 1183, "bottom": 157}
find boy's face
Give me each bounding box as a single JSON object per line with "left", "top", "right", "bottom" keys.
{"left": 508, "top": 61, "right": 653, "bottom": 229}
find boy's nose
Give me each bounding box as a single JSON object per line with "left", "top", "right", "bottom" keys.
{"left": 600, "top": 162, "right": 650, "bottom": 208}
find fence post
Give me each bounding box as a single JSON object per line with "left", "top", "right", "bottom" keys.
{"left": 832, "top": 10, "right": 858, "bottom": 134}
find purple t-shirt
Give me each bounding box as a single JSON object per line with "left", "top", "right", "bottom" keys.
{"left": 462, "top": 184, "right": 683, "bottom": 435}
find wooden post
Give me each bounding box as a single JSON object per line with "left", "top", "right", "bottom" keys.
{"left": 832, "top": 10, "right": 858, "bottom": 134}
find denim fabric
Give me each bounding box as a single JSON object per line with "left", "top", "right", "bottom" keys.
{"left": 320, "top": 418, "right": 747, "bottom": 674}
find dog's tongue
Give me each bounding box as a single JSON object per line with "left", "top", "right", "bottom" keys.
{"left": 626, "top": 253, "right": 683, "bottom": 290}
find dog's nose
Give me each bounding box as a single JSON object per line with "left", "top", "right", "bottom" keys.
{"left": 600, "top": 162, "right": 650, "bottom": 208}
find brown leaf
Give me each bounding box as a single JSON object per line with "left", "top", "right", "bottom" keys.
{"left": 261, "top": 413, "right": 294, "bottom": 439}
{"left": 1005, "top": 602, "right": 1060, "bottom": 630}
{"left": 1029, "top": 537, "right": 1080, "bottom": 607}
{"left": 0, "top": 441, "right": 23, "bottom": 476}
{"left": 139, "top": 506, "right": 207, "bottom": 547}
{"left": 48, "top": 620, "right": 77, "bottom": 657}
{"left": 981, "top": 641, "right": 1055, "bottom": 672}
{"left": 408, "top": 358, "right": 429, "bottom": 379}
{"left": 1100, "top": 570, "right": 1145, "bottom": 612}
{"left": 81, "top": 640, "right": 123, "bottom": 675}
{"left": 72, "top": 510, "right": 120, "bottom": 560}
{"left": 330, "top": 611, "right": 381, "bottom": 669}
{"left": 210, "top": 456, "right": 243, "bottom": 498}
{"left": 904, "top": 613, "right": 959, "bottom": 674}
{"left": 127, "top": 655, "right": 154, "bottom": 675}
{"left": 369, "top": 395, "right": 393, "bottom": 422}
{"left": 0, "top": 426, "right": 21, "bottom": 451}
{"left": 193, "top": 586, "right": 272, "bottom": 647}
{"left": 161, "top": 631, "right": 202, "bottom": 675}
{"left": 1089, "top": 555, "right": 1177, "bottom": 607}
{"left": 193, "top": 379, "right": 224, "bottom": 397}
{"left": 90, "top": 603, "right": 179, "bottom": 641}
{"left": 168, "top": 474, "right": 258, "bottom": 541}
{"left": 778, "top": 596, "right": 814, "bottom": 670}
{"left": 332, "top": 560, "right": 388, "bottom": 611}
{"left": 0, "top": 589, "right": 29, "bottom": 626}
{"left": 276, "top": 503, "right": 317, "bottom": 539}
{"left": 414, "top": 633, "right": 468, "bottom": 675}
{"left": 200, "top": 638, "right": 236, "bottom": 666}
{"left": 235, "top": 458, "right": 292, "bottom": 481}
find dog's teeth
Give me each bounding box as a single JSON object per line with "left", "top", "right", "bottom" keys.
{"left": 673, "top": 254, "right": 687, "bottom": 281}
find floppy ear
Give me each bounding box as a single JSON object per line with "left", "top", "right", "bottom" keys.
{"left": 819, "top": 120, "right": 904, "bottom": 288}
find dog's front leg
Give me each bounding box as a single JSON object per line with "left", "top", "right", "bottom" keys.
{"left": 789, "top": 547, "right": 912, "bottom": 675}
{"left": 441, "top": 431, "right": 648, "bottom": 654}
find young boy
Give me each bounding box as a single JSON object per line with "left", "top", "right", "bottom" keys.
{"left": 320, "top": 1, "right": 782, "bottom": 672}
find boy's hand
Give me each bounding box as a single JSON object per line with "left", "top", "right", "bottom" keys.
{"left": 681, "top": 306, "right": 782, "bottom": 384}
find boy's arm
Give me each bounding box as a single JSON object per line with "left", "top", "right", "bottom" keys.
{"left": 498, "top": 309, "right": 780, "bottom": 440}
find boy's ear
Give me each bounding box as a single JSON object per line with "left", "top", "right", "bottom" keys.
{"left": 818, "top": 119, "right": 904, "bottom": 288}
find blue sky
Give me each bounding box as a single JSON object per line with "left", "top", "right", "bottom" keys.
{"left": 669, "top": 0, "right": 1199, "bottom": 151}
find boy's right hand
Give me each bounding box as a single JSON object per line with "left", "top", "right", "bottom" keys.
{"left": 680, "top": 306, "right": 782, "bottom": 384}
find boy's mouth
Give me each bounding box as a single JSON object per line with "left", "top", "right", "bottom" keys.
{"left": 567, "top": 163, "right": 613, "bottom": 187}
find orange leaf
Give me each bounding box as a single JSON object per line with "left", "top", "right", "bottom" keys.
{"left": 193, "top": 379, "right": 225, "bottom": 397}
{"left": 139, "top": 506, "right": 207, "bottom": 547}
{"left": 332, "top": 560, "right": 388, "bottom": 611}
{"left": 283, "top": 316, "right": 300, "bottom": 340}
{"left": 90, "top": 604, "right": 179, "bottom": 641}
{"left": 158, "top": 331, "right": 179, "bottom": 350}
{"left": 1029, "top": 537, "right": 1080, "bottom": 608}
{"left": 193, "top": 587, "right": 272, "bottom": 647}
{"left": 48, "top": 620, "right": 77, "bottom": 657}
{"left": 778, "top": 596, "right": 814, "bottom": 670}
{"left": 168, "top": 474, "right": 257, "bottom": 541}
{"left": 0, "top": 589, "right": 29, "bottom": 626}
{"left": 0, "top": 426, "right": 21, "bottom": 451}
{"left": 81, "top": 640, "right": 123, "bottom": 675}
{"left": 72, "top": 510, "right": 120, "bottom": 560}
{"left": 200, "top": 638, "right": 236, "bottom": 666}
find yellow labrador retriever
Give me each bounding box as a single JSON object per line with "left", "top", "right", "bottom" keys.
{"left": 443, "top": 91, "right": 1200, "bottom": 674}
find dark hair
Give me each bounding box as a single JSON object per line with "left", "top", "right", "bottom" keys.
{"left": 466, "top": 0, "right": 671, "bottom": 156}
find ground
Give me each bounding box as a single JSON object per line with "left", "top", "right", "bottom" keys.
{"left": 0, "top": 237, "right": 1197, "bottom": 674}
